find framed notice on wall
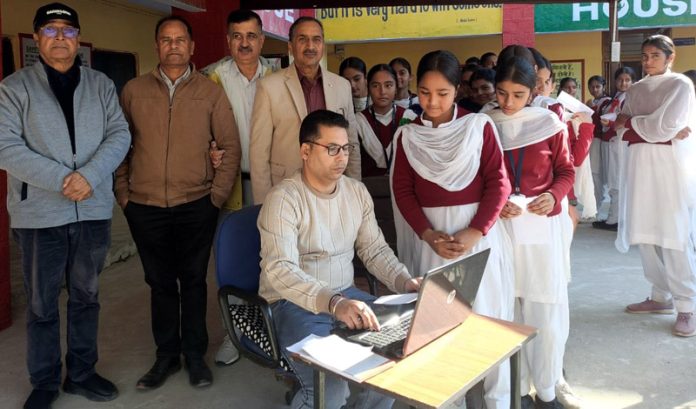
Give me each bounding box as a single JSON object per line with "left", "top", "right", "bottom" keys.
{"left": 551, "top": 59, "right": 584, "bottom": 102}
{"left": 19, "top": 33, "right": 92, "bottom": 68}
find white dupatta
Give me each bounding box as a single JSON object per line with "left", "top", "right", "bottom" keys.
{"left": 486, "top": 107, "right": 567, "bottom": 151}
{"left": 531, "top": 95, "right": 559, "bottom": 111}
{"left": 567, "top": 115, "right": 597, "bottom": 218}
{"left": 356, "top": 110, "right": 390, "bottom": 169}
{"left": 398, "top": 110, "right": 496, "bottom": 191}
{"left": 615, "top": 72, "right": 696, "bottom": 252}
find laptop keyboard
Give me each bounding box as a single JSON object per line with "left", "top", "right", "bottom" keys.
{"left": 359, "top": 315, "right": 412, "bottom": 348}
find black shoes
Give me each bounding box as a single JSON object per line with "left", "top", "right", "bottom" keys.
{"left": 62, "top": 373, "right": 119, "bottom": 402}
{"left": 521, "top": 394, "right": 535, "bottom": 409}
{"left": 136, "top": 357, "right": 182, "bottom": 390}
{"left": 592, "top": 220, "right": 618, "bottom": 231}
{"left": 23, "top": 389, "right": 58, "bottom": 409}
{"left": 185, "top": 357, "right": 213, "bottom": 388}
{"left": 535, "top": 396, "right": 566, "bottom": 409}
{"left": 137, "top": 356, "right": 213, "bottom": 389}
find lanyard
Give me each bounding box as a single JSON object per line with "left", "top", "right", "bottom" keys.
{"left": 506, "top": 148, "right": 526, "bottom": 195}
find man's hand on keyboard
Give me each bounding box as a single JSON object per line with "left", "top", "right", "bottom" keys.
{"left": 334, "top": 299, "right": 380, "bottom": 331}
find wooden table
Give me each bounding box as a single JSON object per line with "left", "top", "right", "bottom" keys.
{"left": 307, "top": 313, "right": 536, "bottom": 409}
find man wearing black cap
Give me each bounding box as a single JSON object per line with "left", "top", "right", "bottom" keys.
{"left": 0, "top": 3, "right": 130, "bottom": 409}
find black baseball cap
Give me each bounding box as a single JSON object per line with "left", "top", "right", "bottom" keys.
{"left": 33, "top": 2, "right": 80, "bottom": 32}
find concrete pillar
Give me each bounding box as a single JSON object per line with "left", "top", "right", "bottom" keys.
{"left": 502, "top": 4, "right": 535, "bottom": 47}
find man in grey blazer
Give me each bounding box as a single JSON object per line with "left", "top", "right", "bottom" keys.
{"left": 249, "top": 16, "right": 360, "bottom": 204}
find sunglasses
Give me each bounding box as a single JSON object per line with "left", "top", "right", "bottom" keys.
{"left": 40, "top": 25, "right": 80, "bottom": 39}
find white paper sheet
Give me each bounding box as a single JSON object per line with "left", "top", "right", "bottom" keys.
{"left": 508, "top": 195, "right": 551, "bottom": 245}
{"left": 557, "top": 91, "right": 595, "bottom": 115}
{"left": 374, "top": 293, "right": 418, "bottom": 305}
{"left": 286, "top": 334, "right": 393, "bottom": 382}
{"left": 600, "top": 112, "right": 617, "bottom": 122}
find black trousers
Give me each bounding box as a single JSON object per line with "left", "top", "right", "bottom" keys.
{"left": 125, "top": 195, "right": 219, "bottom": 359}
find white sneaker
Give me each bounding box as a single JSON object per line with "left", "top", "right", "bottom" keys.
{"left": 555, "top": 378, "right": 582, "bottom": 409}
{"left": 214, "top": 335, "right": 240, "bottom": 366}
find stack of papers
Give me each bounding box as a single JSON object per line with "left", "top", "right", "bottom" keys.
{"left": 287, "top": 334, "right": 394, "bottom": 382}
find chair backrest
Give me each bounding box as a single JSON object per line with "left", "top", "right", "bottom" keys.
{"left": 215, "top": 205, "right": 262, "bottom": 293}
{"left": 362, "top": 175, "right": 397, "bottom": 252}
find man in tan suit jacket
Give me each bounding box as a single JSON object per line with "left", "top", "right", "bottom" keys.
{"left": 249, "top": 16, "right": 360, "bottom": 204}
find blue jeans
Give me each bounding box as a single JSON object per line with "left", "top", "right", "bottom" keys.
{"left": 271, "top": 287, "right": 395, "bottom": 409}
{"left": 13, "top": 220, "right": 111, "bottom": 391}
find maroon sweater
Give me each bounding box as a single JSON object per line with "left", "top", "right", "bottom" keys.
{"left": 392, "top": 107, "right": 511, "bottom": 236}
{"left": 503, "top": 130, "right": 575, "bottom": 217}
{"left": 359, "top": 106, "right": 406, "bottom": 177}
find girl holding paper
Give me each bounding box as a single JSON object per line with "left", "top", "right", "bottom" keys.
{"left": 592, "top": 66, "right": 636, "bottom": 231}
{"left": 528, "top": 48, "right": 594, "bottom": 226}
{"left": 614, "top": 35, "right": 696, "bottom": 337}
{"left": 391, "top": 50, "right": 514, "bottom": 409}
{"left": 354, "top": 64, "right": 407, "bottom": 177}
{"left": 487, "top": 58, "right": 574, "bottom": 409}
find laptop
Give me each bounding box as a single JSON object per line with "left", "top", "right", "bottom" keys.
{"left": 333, "top": 248, "right": 489, "bottom": 359}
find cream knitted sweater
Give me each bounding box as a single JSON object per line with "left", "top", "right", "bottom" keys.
{"left": 258, "top": 171, "right": 412, "bottom": 314}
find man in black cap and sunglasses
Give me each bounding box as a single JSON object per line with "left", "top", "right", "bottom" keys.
{"left": 0, "top": 3, "right": 130, "bottom": 409}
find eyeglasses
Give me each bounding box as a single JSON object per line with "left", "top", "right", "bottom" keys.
{"left": 230, "top": 32, "right": 260, "bottom": 42}
{"left": 40, "top": 25, "right": 79, "bottom": 39}
{"left": 307, "top": 141, "right": 355, "bottom": 156}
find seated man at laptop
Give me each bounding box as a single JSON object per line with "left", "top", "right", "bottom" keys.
{"left": 258, "top": 110, "right": 421, "bottom": 409}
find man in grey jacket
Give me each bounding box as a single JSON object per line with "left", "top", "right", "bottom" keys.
{"left": 0, "top": 3, "right": 130, "bottom": 409}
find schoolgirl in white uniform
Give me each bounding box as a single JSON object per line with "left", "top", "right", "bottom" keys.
{"left": 488, "top": 58, "right": 574, "bottom": 409}
{"left": 391, "top": 50, "right": 514, "bottom": 409}
{"left": 615, "top": 35, "right": 696, "bottom": 337}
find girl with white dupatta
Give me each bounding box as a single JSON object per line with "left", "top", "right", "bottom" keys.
{"left": 488, "top": 59, "right": 574, "bottom": 409}
{"left": 615, "top": 35, "right": 696, "bottom": 337}
{"left": 389, "top": 57, "right": 421, "bottom": 114}
{"left": 390, "top": 50, "right": 514, "bottom": 409}
{"left": 354, "top": 64, "right": 408, "bottom": 177}
{"left": 530, "top": 48, "right": 595, "bottom": 226}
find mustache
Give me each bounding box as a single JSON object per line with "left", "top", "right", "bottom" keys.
{"left": 303, "top": 50, "right": 317, "bottom": 56}
{"left": 237, "top": 46, "right": 252, "bottom": 52}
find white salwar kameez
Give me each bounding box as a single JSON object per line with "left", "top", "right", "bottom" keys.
{"left": 390, "top": 107, "right": 514, "bottom": 409}
{"left": 616, "top": 72, "right": 696, "bottom": 313}
{"left": 488, "top": 107, "right": 573, "bottom": 403}
{"left": 595, "top": 92, "right": 627, "bottom": 222}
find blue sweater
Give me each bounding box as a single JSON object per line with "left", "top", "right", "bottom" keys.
{"left": 0, "top": 62, "right": 131, "bottom": 228}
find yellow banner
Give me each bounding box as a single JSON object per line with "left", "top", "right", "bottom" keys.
{"left": 318, "top": 5, "right": 503, "bottom": 43}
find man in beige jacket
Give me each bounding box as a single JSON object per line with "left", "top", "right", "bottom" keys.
{"left": 249, "top": 16, "right": 360, "bottom": 204}
{"left": 116, "top": 16, "right": 240, "bottom": 391}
